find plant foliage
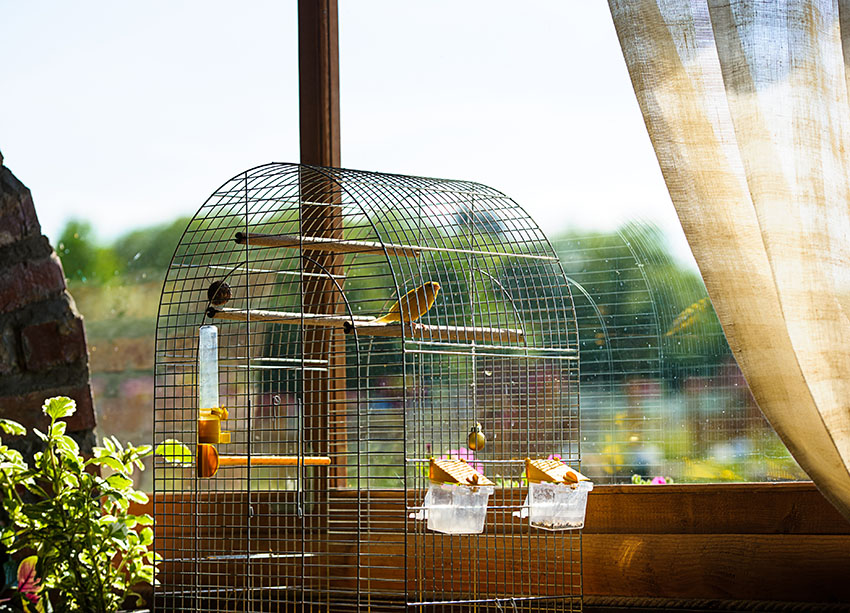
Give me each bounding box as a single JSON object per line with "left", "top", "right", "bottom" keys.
{"left": 0, "top": 397, "right": 158, "bottom": 612}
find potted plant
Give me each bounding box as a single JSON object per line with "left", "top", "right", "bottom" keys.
{"left": 0, "top": 397, "right": 158, "bottom": 612}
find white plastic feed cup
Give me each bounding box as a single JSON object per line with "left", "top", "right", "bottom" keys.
{"left": 527, "top": 481, "right": 592, "bottom": 531}
{"left": 425, "top": 483, "right": 494, "bottom": 534}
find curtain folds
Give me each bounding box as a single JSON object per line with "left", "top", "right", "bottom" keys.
{"left": 608, "top": 0, "right": 850, "bottom": 520}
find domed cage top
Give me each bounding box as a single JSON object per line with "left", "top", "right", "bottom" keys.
{"left": 153, "top": 163, "right": 582, "bottom": 612}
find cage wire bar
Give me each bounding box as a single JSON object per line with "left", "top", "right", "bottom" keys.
{"left": 153, "top": 163, "right": 582, "bottom": 612}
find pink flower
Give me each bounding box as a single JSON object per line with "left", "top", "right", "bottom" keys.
{"left": 546, "top": 454, "right": 562, "bottom": 462}
{"left": 650, "top": 476, "right": 667, "bottom": 485}
{"left": 443, "top": 447, "right": 483, "bottom": 474}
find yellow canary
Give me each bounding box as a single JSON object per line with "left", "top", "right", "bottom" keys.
{"left": 467, "top": 422, "right": 486, "bottom": 451}
{"left": 374, "top": 281, "right": 441, "bottom": 324}
{"left": 665, "top": 297, "right": 711, "bottom": 337}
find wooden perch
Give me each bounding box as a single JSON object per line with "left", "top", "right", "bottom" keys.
{"left": 234, "top": 232, "right": 557, "bottom": 261}
{"left": 343, "top": 319, "right": 525, "bottom": 344}
{"left": 197, "top": 443, "right": 331, "bottom": 478}
{"left": 235, "top": 232, "right": 419, "bottom": 257}
{"left": 207, "top": 306, "right": 374, "bottom": 327}
{"left": 208, "top": 307, "right": 524, "bottom": 344}
{"left": 217, "top": 455, "right": 331, "bottom": 468}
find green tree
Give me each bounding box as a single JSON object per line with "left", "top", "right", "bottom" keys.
{"left": 56, "top": 220, "right": 122, "bottom": 284}
{"left": 113, "top": 216, "right": 191, "bottom": 279}
{"left": 554, "top": 222, "right": 726, "bottom": 386}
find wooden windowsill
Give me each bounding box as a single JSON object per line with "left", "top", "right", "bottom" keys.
{"left": 581, "top": 481, "right": 850, "bottom": 605}
{"left": 139, "top": 481, "right": 850, "bottom": 606}
{"left": 584, "top": 481, "right": 850, "bottom": 535}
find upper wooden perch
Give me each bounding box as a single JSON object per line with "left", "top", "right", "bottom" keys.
{"left": 234, "top": 232, "right": 558, "bottom": 262}
{"left": 235, "top": 232, "right": 419, "bottom": 257}
{"left": 207, "top": 307, "right": 524, "bottom": 344}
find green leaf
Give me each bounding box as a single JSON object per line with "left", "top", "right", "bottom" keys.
{"left": 48, "top": 421, "right": 66, "bottom": 438}
{"left": 87, "top": 456, "right": 124, "bottom": 473}
{"left": 126, "top": 489, "right": 148, "bottom": 504}
{"left": 55, "top": 435, "right": 79, "bottom": 458}
{"left": 0, "top": 460, "right": 24, "bottom": 473}
{"left": 134, "top": 444, "right": 153, "bottom": 457}
{"left": 0, "top": 419, "right": 25, "bottom": 436}
{"left": 41, "top": 397, "right": 76, "bottom": 421}
{"left": 154, "top": 439, "right": 193, "bottom": 465}
{"left": 107, "top": 436, "right": 124, "bottom": 454}
{"left": 105, "top": 474, "right": 133, "bottom": 490}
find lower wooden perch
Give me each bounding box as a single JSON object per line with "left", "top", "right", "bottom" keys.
{"left": 197, "top": 443, "right": 331, "bottom": 478}
{"left": 343, "top": 320, "right": 525, "bottom": 344}
{"left": 208, "top": 307, "right": 525, "bottom": 344}
{"left": 207, "top": 307, "right": 374, "bottom": 327}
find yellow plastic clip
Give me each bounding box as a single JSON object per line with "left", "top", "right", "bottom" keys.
{"left": 198, "top": 406, "right": 230, "bottom": 444}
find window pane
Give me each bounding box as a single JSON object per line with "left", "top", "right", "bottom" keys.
{"left": 556, "top": 222, "right": 806, "bottom": 484}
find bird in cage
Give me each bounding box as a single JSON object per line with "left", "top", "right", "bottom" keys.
{"left": 374, "top": 281, "right": 441, "bottom": 324}
{"left": 207, "top": 280, "right": 232, "bottom": 306}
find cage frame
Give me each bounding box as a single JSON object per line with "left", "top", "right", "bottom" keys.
{"left": 153, "top": 162, "right": 583, "bottom": 612}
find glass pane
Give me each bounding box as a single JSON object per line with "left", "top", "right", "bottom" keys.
{"left": 555, "top": 222, "right": 806, "bottom": 484}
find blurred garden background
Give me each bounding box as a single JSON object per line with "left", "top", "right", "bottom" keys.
{"left": 57, "top": 214, "right": 806, "bottom": 491}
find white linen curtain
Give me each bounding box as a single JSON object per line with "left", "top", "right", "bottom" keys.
{"left": 608, "top": 0, "right": 850, "bottom": 520}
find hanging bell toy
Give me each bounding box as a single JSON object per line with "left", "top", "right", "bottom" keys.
{"left": 467, "top": 422, "right": 486, "bottom": 451}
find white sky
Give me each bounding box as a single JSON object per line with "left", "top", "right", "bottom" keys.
{"left": 1, "top": 1, "right": 690, "bottom": 262}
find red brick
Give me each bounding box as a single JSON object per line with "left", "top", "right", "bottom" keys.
{"left": 0, "top": 254, "right": 66, "bottom": 313}
{"left": 0, "top": 385, "right": 96, "bottom": 432}
{"left": 0, "top": 189, "right": 40, "bottom": 248}
{"left": 0, "top": 324, "right": 18, "bottom": 375}
{"left": 21, "top": 316, "right": 86, "bottom": 371}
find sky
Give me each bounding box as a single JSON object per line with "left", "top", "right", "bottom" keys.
{"left": 0, "top": 1, "right": 690, "bottom": 262}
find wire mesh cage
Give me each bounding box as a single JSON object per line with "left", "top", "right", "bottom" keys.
{"left": 153, "top": 163, "right": 582, "bottom": 612}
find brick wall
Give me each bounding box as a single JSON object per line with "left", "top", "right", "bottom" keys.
{"left": 0, "top": 150, "right": 96, "bottom": 454}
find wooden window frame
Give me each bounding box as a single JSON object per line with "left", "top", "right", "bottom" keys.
{"left": 138, "top": 5, "right": 849, "bottom": 609}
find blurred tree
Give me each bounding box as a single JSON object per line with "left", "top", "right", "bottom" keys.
{"left": 114, "top": 216, "right": 191, "bottom": 279}
{"left": 452, "top": 204, "right": 506, "bottom": 237}
{"left": 57, "top": 220, "right": 122, "bottom": 284}
{"left": 554, "top": 222, "right": 726, "bottom": 386}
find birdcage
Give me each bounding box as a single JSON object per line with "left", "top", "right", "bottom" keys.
{"left": 152, "top": 163, "right": 583, "bottom": 612}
